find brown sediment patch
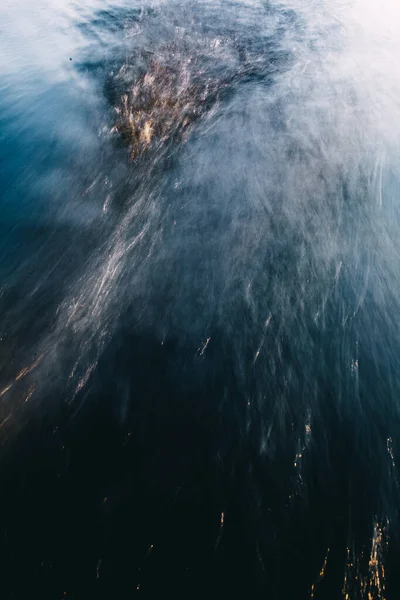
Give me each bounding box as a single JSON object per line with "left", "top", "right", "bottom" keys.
{"left": 111, "top": 43, "right": 231, "bottom": 159}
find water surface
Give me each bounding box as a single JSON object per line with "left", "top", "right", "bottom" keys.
{"left": 1, "top": 1, "right": 400, "bottom": 598}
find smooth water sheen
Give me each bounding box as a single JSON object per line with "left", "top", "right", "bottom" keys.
{"left": 1, "top": 1, "right": 400, "bottom": 598}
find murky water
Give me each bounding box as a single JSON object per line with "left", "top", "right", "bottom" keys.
{"left": 1, "top": 1, "right": 400, "bottom": 598}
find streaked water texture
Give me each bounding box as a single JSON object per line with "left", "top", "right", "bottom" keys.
{"left": 0, "top": 1, "right": 400, "bottom": 598}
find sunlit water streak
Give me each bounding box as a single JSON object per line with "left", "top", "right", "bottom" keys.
{"left": 0, "top": 0, "right": 400, "bottom": 598}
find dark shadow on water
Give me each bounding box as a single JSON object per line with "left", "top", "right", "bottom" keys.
{"left": 0, "top": 317, "right": 399, "bottom": 598}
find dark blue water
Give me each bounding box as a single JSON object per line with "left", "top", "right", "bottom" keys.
{"left": 1, "top": 1, "right": 400, "bottom": 598}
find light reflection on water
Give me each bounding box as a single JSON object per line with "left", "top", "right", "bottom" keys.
{"left": 0, "top": 1, "right": 400, "bottom": 598}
